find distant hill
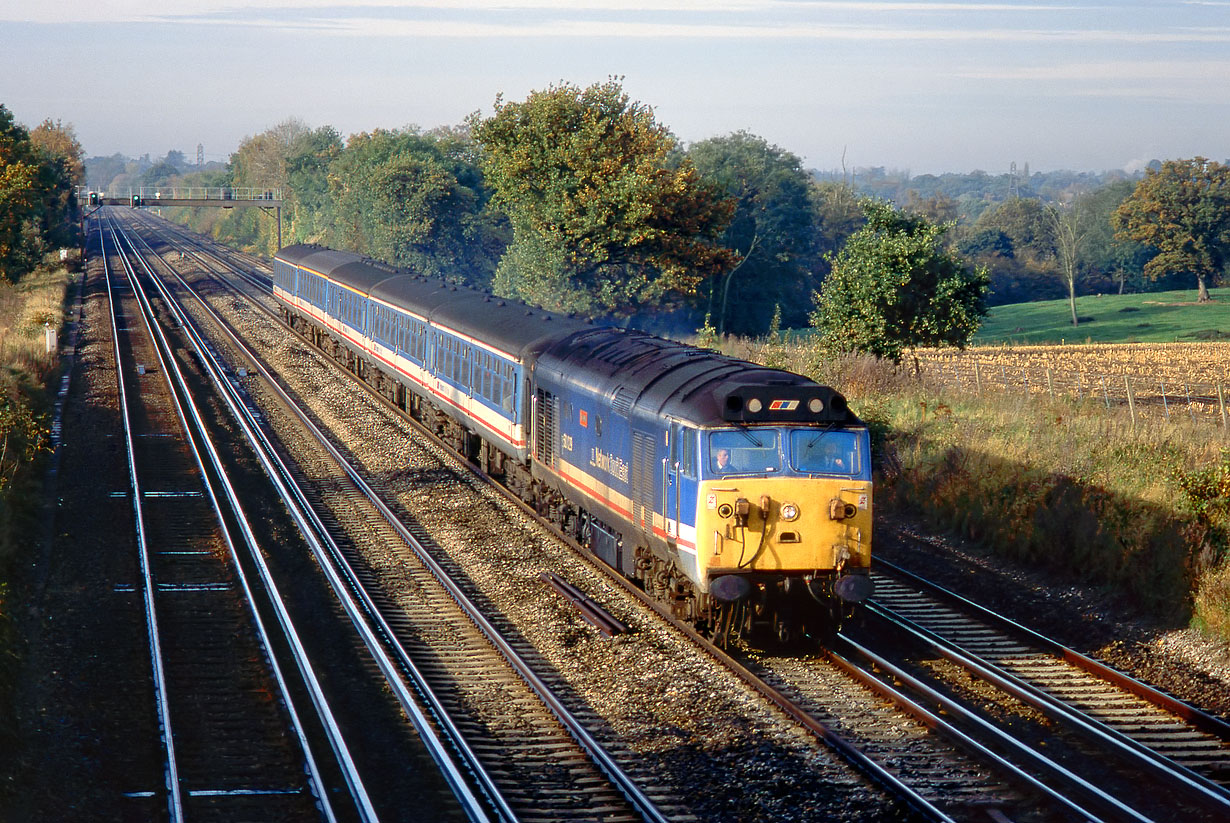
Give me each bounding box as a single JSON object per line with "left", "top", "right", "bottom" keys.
{"left": 974, "top": 288, "right": 1230, "bottom": 345}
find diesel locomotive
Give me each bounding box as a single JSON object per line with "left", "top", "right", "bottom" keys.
{"left": 272, "top": 244, "right": 873, "bottom": 643}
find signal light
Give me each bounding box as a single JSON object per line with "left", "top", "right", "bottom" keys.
{"left": 131, "top": 195, "right": 141, "bottom": 208}
{"left": 88, "top": 191, "right": 99, "bottom": 206}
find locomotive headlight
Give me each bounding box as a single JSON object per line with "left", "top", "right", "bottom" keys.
{"left": 748, "top": 397, "right": 763, "bottom": 413}
{"left": 808, "top": 398, "right": 824, "bottom": 413}
{"left": 780, "top": 502, "right": 799, "bottom": 521}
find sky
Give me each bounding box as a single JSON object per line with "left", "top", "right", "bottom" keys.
{"left": 2, "top": 1, "right": 1228, "bottom": 175}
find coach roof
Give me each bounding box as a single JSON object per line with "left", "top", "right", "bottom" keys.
{"left": 279, "top": 244, "right": 590, "bottom": 360}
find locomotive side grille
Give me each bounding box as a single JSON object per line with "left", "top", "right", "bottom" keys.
{"left": 631, "top": 431, "right": 655, "bottom": 532}
{"left": 536, "top": 388, "right": 557, "bottom": 468}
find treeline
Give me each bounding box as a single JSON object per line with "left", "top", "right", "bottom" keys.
{"left": 86, "top": 80, "right": 1222, "bottom": 337}
{"left": 97, "top": 84, "right": 856, "bottom": 337}
{"left": 0, "top": 104, "right": 83, "bottom": 282}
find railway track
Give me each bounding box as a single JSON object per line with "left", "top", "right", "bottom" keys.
{"left": 101, "top": 212, "right": 496, "bottom": 821}
{"left": 99, "top": 215, "right": 344, "bottom": 820}
{"left": 118, "top": 211, "right": 676, "bottom": 822}
{"left": 122, "top": 210, "right": 1230, "bottom": 822}
{"left": 848, "top": 556, "right": 1230, "bottom": 822}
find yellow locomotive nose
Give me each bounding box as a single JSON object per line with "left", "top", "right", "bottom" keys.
{"left": 699, "top": 476, "right": 872, "bottom": 593}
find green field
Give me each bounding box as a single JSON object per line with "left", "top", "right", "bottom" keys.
{"left": 974, "top": 287, "right": 1230, "bottom": 345}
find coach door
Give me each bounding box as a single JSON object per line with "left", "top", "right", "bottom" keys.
{"left": 631, "top": 430, "right": 656, "bottom": 537}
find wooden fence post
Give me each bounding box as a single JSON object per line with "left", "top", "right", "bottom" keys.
{"left": 1160, "top": 381, "right": 1170, "bottom": 422}
{"left": 1046, "top": 368, "right": 1054, "bottom": 399}
{"left": 1125, "top": 375, "right": 1137, "bottom": 429}
{"left": 1219, "top": 381, "right": 1228, "bottom": 431}
{"left": 974, "top": 362, "right": 982, "bottom": 396}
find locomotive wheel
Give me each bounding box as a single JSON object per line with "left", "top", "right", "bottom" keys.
{"left": 774, "top": 617, "right": 794, "bottom": 645}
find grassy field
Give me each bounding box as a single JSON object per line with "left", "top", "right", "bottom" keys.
{"left": 974, "top": 286, "right": 1230, "bottom": 345}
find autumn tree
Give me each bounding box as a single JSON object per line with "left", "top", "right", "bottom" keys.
{"left": 230, "top": 117, "right": 311, "bottom": 190}
{"left": 688, "top": 131, "right": 823, "bottom": 336}
{"left": 1113, "top": 157, "right": 1230, "bottom": 302}
{"left": 326, "top": 127, "right": 500, "bottom": 286}
{"left": 471, "top": 79, "right": 737, "bottom": 318}
{"left": 0, "top": 107, "right": 81, "bottom": 279}
{"left": 811, "top": 200, "right": 989, "bottom": 363}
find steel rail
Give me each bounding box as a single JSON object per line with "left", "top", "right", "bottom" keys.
{"left": 99, "top": 217, "right": 186, "bottom": 823}
{"left": 113, "top": 218, "right": 387, "bottom": 822}
{"left": 864, "top": 597, "right": 1230, "bottom": 817}
{"left": 134, "top": 223, "right": 667, "bottom": 823}
{"left": 875, "top": 557, "right": 1230, "bottom": 739}
{"left": 108, "top": 215, "right": 350, "bottom": 821}
{"left": 120, "top": 220, "right": 501, "bottom": 823}
{"left": 838, "top": 634, "right": 1150, "bottom": 823}
{"left": 820, "top": 642, "right": 1107, "bottom": 823}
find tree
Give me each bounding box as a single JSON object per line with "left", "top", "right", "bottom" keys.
{"left": 1113, "top": 157, "right": 1230, "bottom": 302}
{"left": 808, "top": 180, "right": 864, "bottom": 264}
{"left": 471, "top": 79, "right": 737, "bottom": 318}
{"left": 811, "top": 199, "right": 989, "bottom": 363}
{"left": 325, "top": 127, "right": 500, "bottom": 286}
{"left": 1043, "top": 198, "right": 1086, "bottom": 326}
{"left": 29, "top": 118, "right": 84, "bottom": 185}
{"left": 284, "top": 125, "right": 343, "bottom": 243}
{"left": 0, "top": 107, "right": 41, "bottom": 279}
{"left": 1, "top": 107, "right": 81, "bottom": 279}
{"left": 1079, "top": 179, "right": 1152, "bottom": 295}
{"left": 688, "top": 131, "right": 823, "bottom": 336}
{"left": 231, "top": 118, "right": 311, "bottom": 190}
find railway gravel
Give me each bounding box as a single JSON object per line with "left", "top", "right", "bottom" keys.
{"left": 190, "top": 263, "right": 886, "bottom": 821}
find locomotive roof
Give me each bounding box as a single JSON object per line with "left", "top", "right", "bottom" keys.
{"left": 536, "top": 328, "right": 857, "bottom": 428}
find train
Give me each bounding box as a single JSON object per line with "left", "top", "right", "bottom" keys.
{"left": 272, "top": 244, "right": 873, "bottom": 644}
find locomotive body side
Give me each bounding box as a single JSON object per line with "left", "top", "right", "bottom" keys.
{"left": 533, "top": 328, "right": 874, "bottom": 638}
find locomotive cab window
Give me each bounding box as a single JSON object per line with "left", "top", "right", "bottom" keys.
{"left": 790, "top": 429, "right": 864, "bottom": 477}
{"left": 708, "top": 429, "right": 781, "bottom": 475}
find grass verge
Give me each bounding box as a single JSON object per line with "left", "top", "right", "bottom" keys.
{"left": 0, "top": 256, "right": 72, "bottom": 752}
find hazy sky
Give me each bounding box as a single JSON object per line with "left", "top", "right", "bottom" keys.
{"left": 2, "top": 1, "right": 1227, "bottom": 175}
